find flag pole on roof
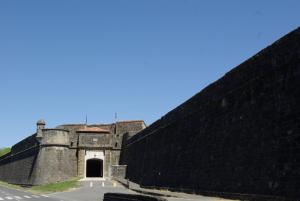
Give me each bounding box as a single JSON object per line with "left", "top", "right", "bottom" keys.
{"left": 114, "top": 112, "right": 118, "bottom": 123}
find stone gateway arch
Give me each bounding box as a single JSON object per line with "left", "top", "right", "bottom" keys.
{"left": 86, "top": 159, "right": 103, "bottom": 178}
{"left": 0, "top": 120, "right": 146, "bottom": 185}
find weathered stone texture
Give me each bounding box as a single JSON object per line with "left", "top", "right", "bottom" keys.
{"left": 0, "top": 120, "right": 145, "bottom": 185}
{"left": 55, "top": 124, "right": 85, "bottom": 148}
{"left": 120, "top": 28, "right": 300, "bottom": 200}
{"left": 79, "top": 133, "right": 111, "bottom": 148}
{"left": 77, "top": 149, "right": 85, "bottom": 177}
{"left": 11, "top": 134, "right": 38, "bottom": 154}
{"left": 68, "top": 149, "right": 78, "bottom": 177}
{"left": 0, "top": 146, "right": 39, "bottom": 185}
{"left": 34, "top": 146, "right": 75, "bottom": 185}
{"left": 104, "top": 150, "right": 111, "bottom": 177}
{"left": 42, "top": 129, "right": 70, "bottom": 145}
{"left": 116, "top": 121, "right": 146, "bottom": 135}
{"left": 110, "top": 165, "right": 127, "bottom": 179}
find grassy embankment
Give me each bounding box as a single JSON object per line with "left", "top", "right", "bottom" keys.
{"left": 30, "top": 178, "right": 80, "bottom": 193}
{"left": 0, "top": 147, "right": 11, "bottom": 157}
{"left": 0, "top": 178, "right": 80, "bottom": 194}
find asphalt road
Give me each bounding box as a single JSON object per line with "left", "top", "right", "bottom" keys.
{"left": 0, "top": 180, "right": 134, "bottom": 201}
{"left": 0, "top": 180, "right": 229, "bottom": 201}
{"left": 49, "top": 180, "right": 136, "bottom": 201}
{"left": 0, "top": 186, "right": 55, "bottom": 201}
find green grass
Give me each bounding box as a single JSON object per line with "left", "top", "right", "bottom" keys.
{"left": 0, "top": 180, "right": 24, "bottom": 191}
{"left": 0, "top": 178, "right": 80, "bottom": 194}
{"left": 30, "top": 178, "right": 80, "bottom": 193}
{"left": 0, "top": 147, "right": 11, "bottom": 157}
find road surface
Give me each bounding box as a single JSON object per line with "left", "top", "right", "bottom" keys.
{"left": 0, "top": 180, "right": 133, "bottom": 201}
{"left": 49, "top": 180, "right": 135, "bottom": 201}
{"left": 0, "top": 186, "right": 55, "bottom": 201}
{"left": 0, "top": 180, "right": 234, "bottom": 201}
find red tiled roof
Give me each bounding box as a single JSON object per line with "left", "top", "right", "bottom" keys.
{"left": 116, "top": 120, "right": 145, "bottom": 124}
{"left": 76, "top": 126, "right": 110, "bottom": 133}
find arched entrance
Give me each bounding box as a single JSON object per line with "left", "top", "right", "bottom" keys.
{"left": 86, "top": 159, "right": 103, "bottom": 177}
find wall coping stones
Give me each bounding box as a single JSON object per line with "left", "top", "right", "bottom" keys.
{"left": 42, "top": 129, "right": 70, "bottom": 132}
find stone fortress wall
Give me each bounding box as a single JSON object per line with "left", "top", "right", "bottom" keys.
{"left": 120, "top": 27, "right": 300, "bottom": 200}
{"left": 0, "top": 134, "right": 39, "bottom": 185}
{"left": 0, "top": 120, "right": 145, "bottom": 185}
{"left": 34, "top": 129, "right": 77, "bottom": 185}
{"left": 56, "top": 121, "right": 145, "bottom": 178}
{"left": 0, "top": 125, "right": 77, "bottom": 185}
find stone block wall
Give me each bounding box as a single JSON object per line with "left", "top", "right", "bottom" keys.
{"left": 77, "top": 149, "right": 85, "bottom": 177}
{"left": 79, "top": 133, "right": 111, "bottom": 148}
{"left": 0, "top": 143, "right": 39, "bottom": 185}
{"left": 11, "top": 134, "right": 38, "bottom": 154}
{"left": 110, "top": 165, "right": 127, "bottom": 179}
{"left": 56, "top": 124, "right": 85, "bottom": 148}
{"left": 42, "top": 129, "right": 70, "bottom": 146}
{"left": 116, "top": 121, "right": 145, "bottom": 134}
{"left": 0, "top": 129, "right": 77, "bottom": 185}
{"left": 120, "top": 28, "right": 300, "bottom": 200}
{"left": 34, "top": 129, "right": 77, "bottom": 184}
{"left": 34, "top": 146, "right": 76, "bottom": 184}
{"left": 104, "top": 150, "right": 111, "bottom": 177}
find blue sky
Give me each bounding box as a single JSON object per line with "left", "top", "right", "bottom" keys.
{"left": 0, "top": 0, "right": 299, "bottom": 147}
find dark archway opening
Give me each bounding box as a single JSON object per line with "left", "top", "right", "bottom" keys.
{"left": 86, "top": 159, "right": 103, "bottom": 177}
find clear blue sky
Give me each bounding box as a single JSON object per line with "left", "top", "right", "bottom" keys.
{"left": 0, "top": 0, "right": 299, "bottom": 147}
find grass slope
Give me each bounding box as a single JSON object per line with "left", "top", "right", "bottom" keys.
{"left": 0, "top": 147, "right": 11, "bottom": 157}
{"left": 31, "top": 178, "right": 80, "bottom": 193}
{"left": 0, "top": 178, "right": 80, "bottom": 194}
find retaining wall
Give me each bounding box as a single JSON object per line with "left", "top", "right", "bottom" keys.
{"left": 120, "top": 28, "right": 300, "bottom": 200}
{"left": 0, "top": 130, "right": 77, "bottom": 185}
{"left": 0, "top": 142, "right": 39, "bottom": 185}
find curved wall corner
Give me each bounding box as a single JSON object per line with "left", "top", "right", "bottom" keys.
{"left": 33, "top": 129, "right": 77, "bottom": 185}
{"left": 41, "top": 129, "right": 70, "bottom": 146}
{"left": 33, "top": 146, "right": 77, "bottom": 185}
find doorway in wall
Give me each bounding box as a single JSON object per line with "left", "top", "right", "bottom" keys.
{"left": 86, "top": 159, "right": 103, "bottom": 177}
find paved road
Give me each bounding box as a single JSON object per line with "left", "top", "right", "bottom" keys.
{"left": 0, "top": 180, "right": 133, "bottom": 201}
{"left": 0, "top": 180, "right": 233, "bottom": 201}
{"left": 0, "top": 186, "right": 56, "bottom": 201}
{"left": 49, "top": 180, "right": 136, "bottom": 201}
{"left": 50, "top": 180, "right": 231, "bottom": 201}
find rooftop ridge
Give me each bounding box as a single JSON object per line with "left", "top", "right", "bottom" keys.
{"left": 76, "top": 125, "right": 111, "bottom": 133}
{"left": 116, "top": 120, "right": 145, "bottom": 123}
{"left": 57, "top": 124, "right": 86, "bottom": 126}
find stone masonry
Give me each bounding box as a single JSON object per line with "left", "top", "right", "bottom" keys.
{"left": 120, "top": 27, "right": 300, "bottom": 200}
{"left": 0, "top": 120, "right": 145, "bottom": 185}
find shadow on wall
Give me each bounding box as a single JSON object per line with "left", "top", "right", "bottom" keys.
{"left": 0, "top": 144, "right": 40, "bottom": 185}
{"left": 120, "top": 27, "right": 300, "bottom": 201}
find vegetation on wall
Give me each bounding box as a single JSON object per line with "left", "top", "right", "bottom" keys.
{"left": 0, "top": 147, "right": 11, "bottom": 157}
